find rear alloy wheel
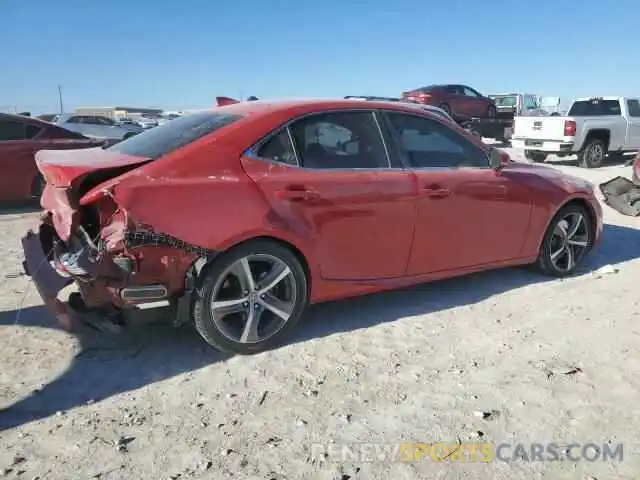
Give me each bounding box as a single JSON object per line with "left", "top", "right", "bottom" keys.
{"left": 536, "top": 205, "right": 592, "bottom": 277}
{"left": 578, "top": 139, "right": 606, "bottom": 168}
{"left": 193, "top": 240, "right": 308, "bottom": 354}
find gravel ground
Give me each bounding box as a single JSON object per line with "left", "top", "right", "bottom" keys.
{"left": 1, "top": 149, "right": 639, "bottom": 480}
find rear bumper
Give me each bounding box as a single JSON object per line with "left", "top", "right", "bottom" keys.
{"left": 21, "top": 228, "right": 75, "bottom": 330}
{"left": 511, "top": 138, "right": 575, "bottom": 153}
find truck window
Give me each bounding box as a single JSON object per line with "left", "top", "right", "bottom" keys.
{"left": 524, "top": 96, "right": 538, "bottom": 109}
{"left": 568, "top": 99, "right": 621, "bottom": 116}
{"left": 627, "top": 99, "right": 640, "bottom": 117}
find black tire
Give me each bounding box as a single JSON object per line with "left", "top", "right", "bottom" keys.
{"left": 535, "top": 204, "right": 593, "bottom": 277}
{"left": 578, "top": 138, "right": 606, "bottom": 168}
{"left": 524, "top": 151, "right": 547, "bottom": 163}
{"left": 30, "top": 174, "right": 45, "bottom": 198}
{"left": 438, "top": 103, "right": 452, "bottom": 116}
{"left": 192, "top": 239, "right": 308, "bottom": 355}
{"left": 486, "top": 105, "right": 497, "bottom": 118}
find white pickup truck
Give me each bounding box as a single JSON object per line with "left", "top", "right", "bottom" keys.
{"left": 511, "top": 96, "right": 640, "bottom": 168}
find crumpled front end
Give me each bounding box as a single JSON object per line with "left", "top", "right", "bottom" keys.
{"left": 21, "top": 200, "right": 208, "bottom": 330}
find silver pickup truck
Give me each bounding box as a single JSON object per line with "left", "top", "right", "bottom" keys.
{"left": 511, "top": 96, "right": 640, "bottom": 168}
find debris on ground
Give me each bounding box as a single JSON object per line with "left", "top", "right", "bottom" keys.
{"left": 473, "top": 409, "right": 500, "bottom": 420}
{"left": 592, "top": 264, "right": 620, "bottom": 278}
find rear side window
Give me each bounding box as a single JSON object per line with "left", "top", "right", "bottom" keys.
{"left": 25, "top": 124, "right": 42, "bottom": 139}
{"left": 107, "top": 112, "right": 243, "bottom": 160}
{"left": 627, "top": 99, "right": 640, "bottom": 117}
{"left": 0, "top": 120, "right": 26, "bottom": 140}
{"left": 568, "top": 100, "right": 621, "bottom": 116}
{"left": 257, "top": 130, "right": 298, "bottom": 166}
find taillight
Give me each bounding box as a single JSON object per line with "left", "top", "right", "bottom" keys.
{"left": 564, "top": 120, "right": 576, "bottom": 137}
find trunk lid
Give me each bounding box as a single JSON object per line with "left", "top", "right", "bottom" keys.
{"left": 36, "top": 147, "right": 150, "bottom": 189}
{"left": 513, "top": 116, "right": 570, "bottom": 140}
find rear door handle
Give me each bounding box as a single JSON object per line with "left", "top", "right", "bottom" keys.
{"left": 421, "top": 187, "right": 451, "bottom": 198}
{"left": 275, "top": 188, "right": 321, "bottom": 202}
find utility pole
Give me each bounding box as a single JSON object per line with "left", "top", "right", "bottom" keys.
{"left": 58, "top": 85, "right": 64, "bottom": 113}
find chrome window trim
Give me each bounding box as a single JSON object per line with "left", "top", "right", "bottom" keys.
{"left": 244, "top": 108, "right": 400, "bottom": 172}
{"left": 381, "top": 110, "right": 492, "bottom": 171}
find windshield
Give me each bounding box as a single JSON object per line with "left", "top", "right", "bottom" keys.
{"left": 106, "top": 111, "right": 243, "bottom": 159}
{"left": 492, "top": 95, "right": 517, "bottom": 107}
{"left": 568, "top": 99, "right": 621, "bottom": 116}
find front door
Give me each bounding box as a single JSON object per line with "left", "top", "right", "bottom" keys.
{"left": 241, "top": 110, "right": 416, "bottom": 280}
{"left": 381, "top": 111, "right": 532, "bottom": 274}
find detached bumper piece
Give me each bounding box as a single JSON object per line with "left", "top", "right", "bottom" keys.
{"left": 599, "top": 176, "right": 640, "bottom": 216}
{"left": 21, "top": 229, "right": 75, "bottom": 330}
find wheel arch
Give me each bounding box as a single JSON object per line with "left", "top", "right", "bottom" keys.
{"left": 537, "top": 196, "right": 598, "bottom": 251}
{"left": 580, "top": 129, "right": 611, "bottom": 151}
{"left": 196, "top": 234, "right": 313, "bottom": 296}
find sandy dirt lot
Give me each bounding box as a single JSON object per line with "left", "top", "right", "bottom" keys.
{"left": 1, "top": 149, "right": 639, "bottom": 480}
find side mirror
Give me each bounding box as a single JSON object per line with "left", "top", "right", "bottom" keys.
{"left": 489, "top": 148, "right": 506, "bottom": 170}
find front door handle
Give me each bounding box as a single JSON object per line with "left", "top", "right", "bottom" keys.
{"left": 275, "top": 188, "right": 321, "bottom": 202}
{"left": 421, "top": 187, "right": 451, "bottom": 198}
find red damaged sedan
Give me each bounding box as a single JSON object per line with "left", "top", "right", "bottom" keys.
{"left": 22, "top": 99, "right": 603, "bottom": 354}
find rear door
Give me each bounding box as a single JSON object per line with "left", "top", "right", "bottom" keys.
{"left": 381, "top": 111, "right": 532, "bottom": 274}
{"left": 625, "top": 99, "right": 640, "bottom": 148}
{"left": 241, "top": 109, "right": 416, "bottom": 280}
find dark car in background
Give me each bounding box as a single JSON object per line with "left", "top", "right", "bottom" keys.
{"left": 401, "top": 84, "right": 496, "bottom": 119}
{"left": 0, "top": 113, "right": 103, "bottom": 202}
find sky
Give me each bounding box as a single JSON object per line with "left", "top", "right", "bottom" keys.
{"left": 1, "top": 0, "right": 638, "bottom": 114}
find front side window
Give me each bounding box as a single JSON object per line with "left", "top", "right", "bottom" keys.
{"left": 257, "top": 130, "right": 298, "bottom": 166}
{"left": 107, "top": 111, "right": 243, "bottom": 160}
{"left": 463, "top": 87, "right": 481, "bottom": 98}
{"left": 0, "top": 120, "right": 26, "bottom": 141}
{"left": 66, "top": 116, "right": 82, "bottom": 124}
{"left": 289, "top": 111, "right": 389, "bottom": 169}
{"left": 386, "top": 113, "right": 488, "bottom": 168}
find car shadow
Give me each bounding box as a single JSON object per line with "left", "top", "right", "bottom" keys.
{"left": 1, "top": 223, "right": 639, "bottom": 431}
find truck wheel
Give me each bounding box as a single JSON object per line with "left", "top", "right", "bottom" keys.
{"left": 525, "top": 151, "right": 547, "bottom": 163}
{"left": 578, "top": 139, "right": 606, "bottom": 168}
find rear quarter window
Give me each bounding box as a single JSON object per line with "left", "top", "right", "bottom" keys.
{"left": 106, "top": 112, "right": 243, "bottom": 159}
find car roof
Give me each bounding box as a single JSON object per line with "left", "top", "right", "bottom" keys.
{"left": 0, "top": 112, "right": 55, "bottom": 128}
{"left": 211, "top": 98, "right": 453, "bottom": 118}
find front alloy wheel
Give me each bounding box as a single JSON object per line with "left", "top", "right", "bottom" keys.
{"left": 536, "top": 205, "right": 592, "bottom": 277}
{"left": 193, "top": 240, "right": 308, "bottom": 354}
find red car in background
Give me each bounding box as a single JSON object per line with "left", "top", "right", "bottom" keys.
{"left": 22, "top": 99, "right": 602, "bottom": 355}
{"left": 402, "top": 84, "right": 497, "bottom": 119}
{"left": 0, "top": 113, "right": 102, "bottom": 202}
